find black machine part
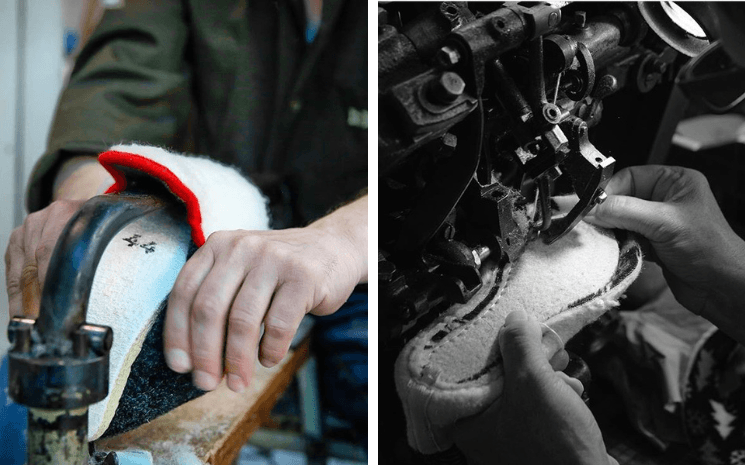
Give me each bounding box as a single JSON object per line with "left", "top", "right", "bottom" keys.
{"left": 379, "top": 2, "right": 680, "bottom": 347}
{"left": 7, "top": 194, "right": 169, "bottom": 465}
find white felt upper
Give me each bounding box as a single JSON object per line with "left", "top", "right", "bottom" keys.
{"left": 108, "top": 143, "right": 270, "bottom": 240}
{"left": 395, "top": 222, "right": 643, "bottom": 454}
{"left": 86, "top": 208, "right": 191, "bottom": 440}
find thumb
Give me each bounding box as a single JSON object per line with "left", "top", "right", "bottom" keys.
{"left": 585, "top": 195, "right": 676, "bottom": 243}
{"left": 498, "top": 310, "right": 551, "bottom": 379}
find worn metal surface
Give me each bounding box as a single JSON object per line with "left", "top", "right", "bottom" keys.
{"left": 8, "top": 193, "right": 170, "bottom": 465}
{"left": 27, "top": 407, "right": 88, "bottom": 465}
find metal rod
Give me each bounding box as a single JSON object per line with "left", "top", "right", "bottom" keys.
{"left": 27, "top": 407, "right": 88, "bottom": 465}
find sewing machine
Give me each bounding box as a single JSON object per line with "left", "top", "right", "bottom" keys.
{"left": 378, "top": 1, "right": 721, "bottom": 348}
{"left": 379, "top": 2, "right": 736, "bottom": 462}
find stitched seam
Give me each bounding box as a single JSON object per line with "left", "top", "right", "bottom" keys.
{"left": 426, "top": 261, "right": 516, "bottom": 367}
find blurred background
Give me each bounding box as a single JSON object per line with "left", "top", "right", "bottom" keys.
{"left": 0, "top": 0, "right": 111, "bottom": 355}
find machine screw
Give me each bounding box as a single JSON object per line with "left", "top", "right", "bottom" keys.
{"left": 74, "top": 324, "right": 114, "bottom": 357}
{"left": 429, "top": 72, "right": 466, "bottom": 103}
{"left": 436, "top": 45, "right": 461, "bottom": 68}
{"left": 593, "top": 74, "right": 619, "bottom": 99}
{"left": 434, "top": 133, "right": 458, "bottom": 161}
{"left": 593, "top": 190, "right": 608, "bottom": 206}
{"left": 441, "top": 223, "right": 456, "bottom": 240}
{"left": 440, "top": 2, "right": 461, "bottom": 27}
{"left": 471, "top": 246, "right": 491, "bottom": 268}
{"left": 542, "top": 103, "right": 562, "bottom": 125}
{"left": 441, "top": 132, "right": 458, "bottom": 149}
{"left": 548, "top": 11, "right": 560, "bottom": 27}
{"left": 7, "top": 318, "right": 34, "bottom": 354}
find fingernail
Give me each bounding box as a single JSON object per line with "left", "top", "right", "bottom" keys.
{"left": 259, "top": 356, "right": 277, "bottom": 368}
{"left": 165, "top": 349, "right": 192, "bottom": 373}
{"left": 193, "top": 370, "right": 217, "bottom": 391}
{"left": 228, "top": 374, "right": 245, "bottom": 393}
{"left": 504, "top": 309, "right": 528, "bottom": 326}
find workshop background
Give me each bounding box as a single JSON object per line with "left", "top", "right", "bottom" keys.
{"left": 0, "top": 0, "right": 86, "bottom": 356}
{"left": 0, "top": 1, "right": 367, "bottom": 464}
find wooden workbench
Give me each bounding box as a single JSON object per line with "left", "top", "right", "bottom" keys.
{"left": 96, "top": 337, "right": 311, "bottom": 465}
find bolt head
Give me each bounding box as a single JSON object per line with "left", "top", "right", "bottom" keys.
{"left": 593, "top": 190, "right": 608, "bottom": 206}
{"left": 436, "top": 45, "right": 461, "bottom": 68}
{"left": 542, "top": 103, "right": 562, "bottom": 125}
{"left": 429, "top": 72, "right": 466, "bottom": 104}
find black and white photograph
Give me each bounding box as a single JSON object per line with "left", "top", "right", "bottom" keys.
{"left": 379, "top": 2, "right": 745, "bottom": 464}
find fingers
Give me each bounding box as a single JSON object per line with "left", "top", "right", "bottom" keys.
{"left": 35, "top": 201, "right": 81, "bottom": 287}
{"left": 498, "top": 310, "right": 553, "bottom": 379}
{"left": 603, "top": 165, "right": 689, "bottom": 200}
{"left": 258, "top": 283, "right": 307, "bottom": 368}
{"left": 224, "top": 269, "right": 278, "bottom": 393}
{"left": 556, "top": 371, "right": 584, "bottom": 397}
{"left": 586, "top": 194, "right": 679, "bottom": 243}
{"left": 164, "top": 245, "right": 215, "bottom": 375}
{"left": 20, "top": 263, "right": 41, "bottom": 318}
{"left": 19, "top": 211, "right": 46, "bottom": 315}
{"left": 549, "top": 348, "right": 570, "bottom": 372}
{"left": 591, "top": 165, "right": 709, "bottom": 241}
{"left": 5, "top": 200, "right": 84, "bottom": 319}
{"left": 188, "top": 259, "right": 249, "bottom": 391}
{"left": 6, "top": 228, "right": 25, "bottom": 317}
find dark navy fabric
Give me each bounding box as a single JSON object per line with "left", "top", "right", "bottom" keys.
{"left": 0, "top": 353, "right": 27, "bottom": 464}
{"left": 313, "top": 290, "right": 368, "bottom": 424}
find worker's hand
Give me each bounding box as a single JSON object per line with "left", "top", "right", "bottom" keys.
{"left": 4, "top": 156, "right": 111, "bottom": 318}
{"left": 5, "top": 200, "right": 86, "bottom": 318}
{"left": 453, "top": 310, "right": 617, "bottom": 465}
{"left": 585, "top": 166, "right": 745, "bottom": 328}
{"left": 164, "top": 196, "right": 368, "bottom": 393}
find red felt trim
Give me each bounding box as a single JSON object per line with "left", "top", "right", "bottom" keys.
{"left": 98, "top": 150, "right": 206, "bottom": 246}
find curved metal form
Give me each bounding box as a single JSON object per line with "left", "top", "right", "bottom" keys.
{"left": 7, "top": 193, "right": 169, "bottom": 465}
{"left": 36, "top": 194, "right": 167, "bottom": 344}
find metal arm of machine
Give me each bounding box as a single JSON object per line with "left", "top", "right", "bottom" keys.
{"left": 7, "top": 194, "right": 168, "bottom": 465}
{"left": 379, "top": 2, "right": 681, "bottom": 346}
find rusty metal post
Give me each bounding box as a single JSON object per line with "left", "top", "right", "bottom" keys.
{"left": 26, "top": 408, "right": 88, "bottom": 465}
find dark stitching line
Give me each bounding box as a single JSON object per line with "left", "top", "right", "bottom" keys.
{"left": 455, "top": 239, "right": 642, "bottom": 384}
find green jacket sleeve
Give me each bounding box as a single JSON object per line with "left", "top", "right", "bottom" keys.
{"left": 27, "top": 0, "right": 191, "bottom": 212}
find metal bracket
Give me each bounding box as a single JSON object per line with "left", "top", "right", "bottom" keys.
{"left": 541, "top": 117, "right": 614, "bottom": 244}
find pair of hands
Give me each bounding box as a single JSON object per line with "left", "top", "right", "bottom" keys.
{"left": 456, "top": 165, "right": 745, "bottom": 464}
{"left": 5, "top": 160, "right": 367, "bottom": 394}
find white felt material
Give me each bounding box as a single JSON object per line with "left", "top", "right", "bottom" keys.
{"left": 395, "top": 222, "right": 643, "bottom": 454}
{"left": 84, "top": 144, "right": 271, "bottom": 440}
{"left": 87, "top": 207, "right": 190, "bottom": 440}
{"left": 107, "top": 143, "right": 270, "bottom": 241}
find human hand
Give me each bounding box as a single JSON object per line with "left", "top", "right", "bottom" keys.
{"left": 163, "top": 196, "right": 368, "bottom": 393}
{"left": 5, "top": 200, "right": 87, "bottom": 318}
{"left": 453, "top": 310, "right": 616, "bottom": 465}
{"left": 585, "top": 166, "right": 745, "bottom": 326}
{"left": 5, "top": 156, "right": 112, "bottom": 318}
